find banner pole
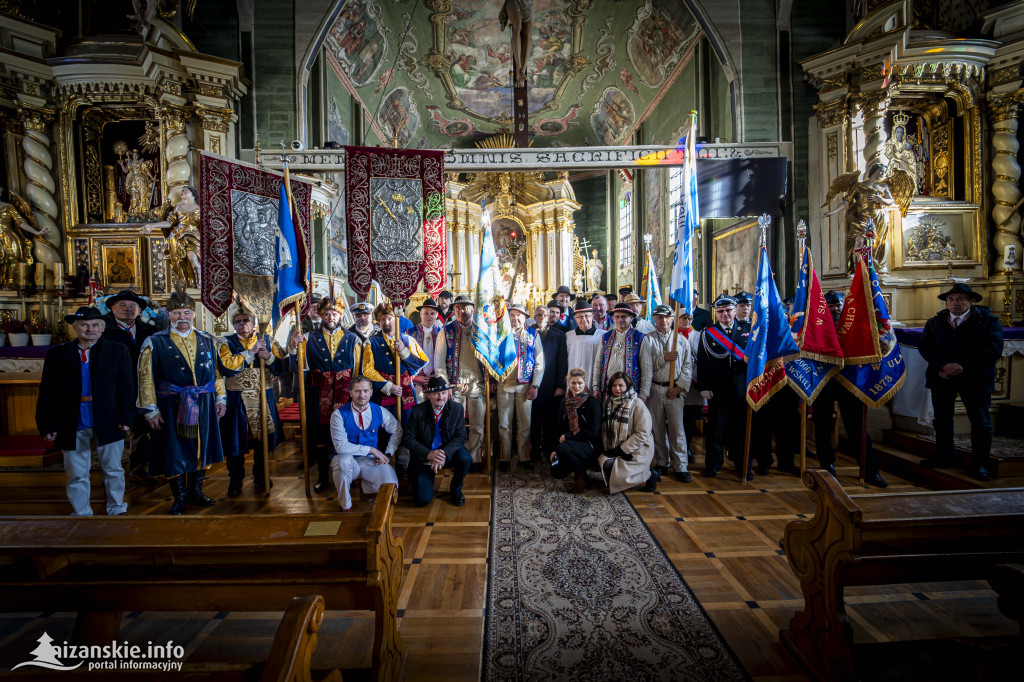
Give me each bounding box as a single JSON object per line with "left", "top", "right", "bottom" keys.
{"left": 295, "top": 302, "right": 311, "bottom": 498}
{"left": 799, "top": 399, "right": 807, "bottom": 476}
{"left": 258, "top": 328, "right": 271, "bottom": 492}
{"left": 741, "top": 405, "right": 752, "bottom": 484}
{"left": 389, "top": 297, "right": 402, "bottom": 422}
{"left": 859, "top": 403, "right": 868, "bottom": 485}
{"left": 669, "top": 300, "right": 680, "bottom": 389}
{"left": 485, "top": 379, "right": 492, "bottom": 476}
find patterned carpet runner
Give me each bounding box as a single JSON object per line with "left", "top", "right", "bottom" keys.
{"left": 483, "top": 467, "right": 749, "bottom": 681}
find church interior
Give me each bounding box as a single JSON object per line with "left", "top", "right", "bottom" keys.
{"left": 1, "top": 0, "right": 1024, "bottom": 680}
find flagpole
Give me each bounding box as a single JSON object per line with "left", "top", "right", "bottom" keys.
{"left": 858, "top": 403, "right": 868, "bottom": 485}
{"left": 669, "top": 300, "right": 680, "bottom": 389}
{"left": 259, "top": 328, "right": 271, "bottom": 492}
{"left": 388, "top": 296, "right": 402, "bottom": 422}
{"left": 741, "top": 406, "right": 752, "bottom": 484}
{"left": 485, "top": 379, "right": 492, "bottom": 475}
{"left": 795, "top": 220, "right": 807, "bottom": 478}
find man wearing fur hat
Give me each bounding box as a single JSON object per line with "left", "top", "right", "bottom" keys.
{"left": 434, "top": 295, "right": 487, "bottom": 464}
{"left": 496, "top": 303, "right": 545, "bottom": 472}
{"left": 361, "top": 301, "right": 429, "bottom": 428}
{"left": 218, "top": 299, "right": 290, "bottom": 497}
{"left": 290, "top": 294, "right": 361, "bottom": 493}
{"left": 138, "top": 290, "right": 226, "bottom": 514}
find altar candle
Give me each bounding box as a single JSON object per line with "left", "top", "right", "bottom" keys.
{"left": 33, "top": 263, "right": 45, "bottom": 287}
{"left": 15, "top": 263, "right": 28, "bottom": 287}
{"left": 53, "top": 263, "right": 63, "bottom": 289}
{"left": 1005, "top": 244, "right": 1017, "bottom": 269}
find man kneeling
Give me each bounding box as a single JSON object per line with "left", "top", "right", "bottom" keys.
{"left": 329, "top": 376, "right": 401, "bottom": 511}
{"left": 402, "top": 376, "right": 472, "bottom": 507}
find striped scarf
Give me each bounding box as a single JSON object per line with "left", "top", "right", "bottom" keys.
{"left": 602, "top": 388, "right": 636, "bottom": 450}
{"left": 564, "top": 390, "right": 590, "bottom": 435}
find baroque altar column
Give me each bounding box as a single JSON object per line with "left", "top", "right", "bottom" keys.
{"left": 859, "top": 90, "right": 890, "bottom": 174}
{"left": 17, "top": 105, "right": 62, "bottom": 277}
{"left": 161, "top": 104, "right": 192, "bottom": 205}
{"left": 530, "top": 227, "right": 545, "bottom": 291}
{"left": 990, "top": 95, "right": 1023, "bottom": 271}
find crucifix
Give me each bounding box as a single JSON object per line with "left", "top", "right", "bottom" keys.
{"left": 500, "top": 0, "right": 532, "bottom": 148}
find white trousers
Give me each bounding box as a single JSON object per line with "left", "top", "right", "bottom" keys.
{"left": 330, "top": 453, "right": 399, "bottom": 510}
{"left": 497, "top": 383, "right": 532, "bottom": 462}
{"left": 452, "top": 383, "right": 485, "bottom": 463}
{"left": 647, "top": 384, "right": 689, "bottom": 472}
{"left": 64, "top": 428, "right": 128, "bottom": 516}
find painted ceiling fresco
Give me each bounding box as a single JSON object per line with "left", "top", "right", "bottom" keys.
{"left": 322, "top": 0, "right": 703, "bottom": 148}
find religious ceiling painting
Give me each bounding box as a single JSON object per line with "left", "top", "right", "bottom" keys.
{"left": 626, "top": 0, "right": 701, "bottom": 88}
{"left": 378, "top": 87, "right": 421, "bottom": 145}
{"left": 591, "top": 86, "right": 635, "bottom": 146}
{"left": 327, "top": 97, "right": 351, "bottom": 147}
{"left": 325, "top": 0, "right": 389, "bottom": 87}
{"left": 644, "top": 168, "right": 665, "bottom": 275}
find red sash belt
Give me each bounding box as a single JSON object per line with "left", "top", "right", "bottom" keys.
{"left": 311, "top": 369, "right": 351, "bottom": 425}
{"left": 705, "top": 327, "right": 748, "bottom": 363}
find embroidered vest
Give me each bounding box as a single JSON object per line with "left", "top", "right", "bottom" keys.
{"left": 306, "top": 329, "right": 356, "bottom": 372}
{"left": 338, "top": 403, "right": 383, "bottom": 449}
{"left": 444, "top": 321, "right": 462, "bottom": 382}
{"left": 598, "top": 328, "right": 642, "bottom": 391}
{"left": 516, "top": 327, "right": 538, "bottom": 384}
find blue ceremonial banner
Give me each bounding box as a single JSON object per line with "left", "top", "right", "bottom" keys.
{"left": 275, "top": 180, "right": 304, "bottom": 320}
{"left": 668, "top": 112, "right": 698, "bottom": 313}
{"left": 785, "top": 358, "right": 839, "bottom": 403}
{"left": 472, "top": 203, "right": 518, "bottom": 380}
{"left": 746, "top": 241, "right": 800, "bottom": 410}
{"left": 644, "top": 249, "right": 663, "bottom": 324}
{"left": 836, "top": 258, "right": 906, "bottom": 407}
{"left": 785, "top": 246, "right": 843, "bottom": 402}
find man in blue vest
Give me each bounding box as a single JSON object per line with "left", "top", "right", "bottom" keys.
{"left": 138, "top": 290, "right": 226, "bottom": 514}
{"left": 218, "top": 299, "right": 289, "bottom": 497}
{"left": 593, "top": 302, "right": 645, "bottom": 399}
{"left": 329, "top": 376, "right": 401, "bottom": 511}
{"left": 290, "top": 294, "right": 361, "bottom": 493}
{"left": 551, "top": 285, "right": 577, "bottom": 332}
{"left": 497, "top": 303, "right": 545, "bottom": 472}
{"left": 402, "top": 376, "right": 471, "bottom": 506}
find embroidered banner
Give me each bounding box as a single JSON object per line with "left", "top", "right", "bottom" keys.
{"left": 199, "top": 153, "right": 313, "bottom": 318}
{"left": 344, "top": 145, "right": 446, "bottom": 300}
{"left": 785, "top": 246, "right": 843, "bottom": 402}
{"left": 745, "top": 241, "right": 800, "bottom": 410}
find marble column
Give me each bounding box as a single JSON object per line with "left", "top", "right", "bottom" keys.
{"left": 859, "top": 90, "right": 889, "bottom": 172}
{"left": 162, "top": 104, "right": 191, "bottom": 205}
{"left": 530, "top": 229, "right": 544, "bottom": 291}
{"left": 18, "top": 106, "right": 62, "bottom": 275}
{"left": 990, "top": 95, "right": 1023, "bottom": 271}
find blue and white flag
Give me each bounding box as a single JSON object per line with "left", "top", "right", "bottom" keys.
{"left": 471, "top": 202, "right": 518, "bottom": 380}
{"left": 746, "top": 240, "right": 800, "bottom": 410}
{"left": 274, "top": 180, "right": 305, "bottom": 322}
{"left": 836, "top": 258, "right": 906, "bottom": 407}
{"left": 668, "top": 111, "right": 698, "bottom": 313}
{"left": 644, "top": 249, "right": 663, "bottom": 324}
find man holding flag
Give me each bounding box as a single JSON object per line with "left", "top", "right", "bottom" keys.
{"left": 361, "top": 301, "right": 429, "bottom": 426}
{"left": 435, "top": 295, "right": 488, "bottom": 466}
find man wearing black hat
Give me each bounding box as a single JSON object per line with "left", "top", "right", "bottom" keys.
{"left": 435, "top": 295, "right": 487, "bottom": 464}
{"left": 593, "top": 302, "right": 646, "bottom": 399}
{"left": 640, "top": 304, "right": 693, "bottom": 482}
{"left": 695, "top": 295, "right": 752, "bottom": 478}
{"left": 565, "top": 299, "right": 605, "bottom": 383}
{"left": 551, "top": 285, "right": 578, "bottom": 332}
{"left": 919, "top": 283, "right": 1004, "bottom": 480}
{"left": 411, "top": 298, "right": 444, "bottom": 402}
{"left": 734, "top": 291, "right": 753, "bottom": 325}
{"left": 531, "top": 304, "right": 568, "bottom": 458}
{"left": 37, "top": 307, "right": 135, "bottom": 516}
{"left": 496, "top": 303, "right": 545, "bottom": 472}
{"left": 101, "top": 289, "right": 158, "bottom": 480}
{"left": 402, "top": 376, "right": 472, "bottom": 506}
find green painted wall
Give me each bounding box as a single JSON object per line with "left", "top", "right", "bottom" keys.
{"left": 254, "top": 0, "right": 295, "bottom": 148}
{"left": 738, "top": 0, "right": 779, "bottom": 142}
{"left": 572, "top": 174, "right": 609, "bottom": 291}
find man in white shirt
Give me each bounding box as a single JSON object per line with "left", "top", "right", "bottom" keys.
{"left": 497, "top": 304, "right": 545, "bottom": 472}
{"left": 639, "top": 304, "right": 694, "bottom": 482}
{"left": 329, "top": 376, "right": 401, "bottom": 511}
{"left": 565, "top": 299, "right": 605, "bottom": 389}
{"left": 592, "top": 303, "right": 645, "bottom": 398}
{"left": 411, "top": 298, "right": 444, "bottom": 402}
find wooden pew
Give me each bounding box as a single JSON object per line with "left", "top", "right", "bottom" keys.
{"left": 0, "top": 484, "right": 405, "bottom": 682}
{"left": 780, "top": 470, "right": 1024, "bottom": 682}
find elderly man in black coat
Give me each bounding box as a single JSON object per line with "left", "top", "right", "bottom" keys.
{"left": 101, "top": 289, "right": 158, "bottom": 479}
{"left": 529, "top": 305, "right": 568, "bottom": 458}
{"left": 402, "top": 377, "right": 472, "bottom": 507}
{"left": 918, "top": 283, "right": 1004, "bottom": 481}
{"left": 37, "top": 307, "right": 136, "bottom": 515}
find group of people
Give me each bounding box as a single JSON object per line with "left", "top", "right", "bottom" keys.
{"left": 35, "top": 272, "right": 1004, "bottom": 516}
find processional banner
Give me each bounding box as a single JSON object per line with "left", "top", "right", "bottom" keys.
{"left": 199, "top": 152, "right": 314, "bottom": 318}
{"left": 784, "top": 247, "right": 844, "bottom": 403}
{"left": 344, "top": 145, "right": 446, "bottom": 300}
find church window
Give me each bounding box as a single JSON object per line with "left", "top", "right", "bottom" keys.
{"left": 668, "top": 165, "right": 684, "bottom": 246}
{"left": 618, "top": 190, "right": 633, "bottom": 267}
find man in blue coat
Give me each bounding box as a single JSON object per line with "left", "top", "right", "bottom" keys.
{"left": 38, "top": 307, "right": 135, "bottom": 515}
{"left": 138, "top": 290, "right": 226, "bottom": 514}
{"left": 361, "top": 301, "right": 429, "bottom": 427}
{"left": 218, "top": 299, "right": 289, "bottom": 497}
{"left": 919, "top": 283, "right": 1004, "bottom": 481}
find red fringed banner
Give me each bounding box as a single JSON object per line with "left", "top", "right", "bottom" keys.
{"left": 344, "top": 145, "right": 446, "bottom": 300}
{"left": 199, "top": 153, "right": 313, "bottom": 317}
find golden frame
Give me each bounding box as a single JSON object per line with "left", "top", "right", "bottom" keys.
{"left": 711, "top": 218, "right": 759, "bottom": 300}
{"left": 97, "top": 241, "right": 141, "bottom": 289}
{"left": 890, "top": 203, "right": 982, "bottom": 270}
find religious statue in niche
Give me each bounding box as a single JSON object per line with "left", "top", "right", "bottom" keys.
{"left": 114, "top": 141, "right": 159, "bottom": 222}
{"left": 0, "top": 187, "right": 37, "bottom": 288}
{"left": 499, "top": 0, "right": 533, "bottom": 87}
{"left": 905, "top": 217, "right": 961, "bottom": 262}
{"left": 0, "top": 187, "right": 60, "bottom": 280}
{"left": 822, "top": 163, "right": 914, "bottom": 274}
{"left": 143, "top": 185, "right": 201, "bottom": 289}
{"left": 586, "top": 248, "right": 604, "bottom": 293}
{"left": 884, "top": 111, "right": 928, "bottom": 196}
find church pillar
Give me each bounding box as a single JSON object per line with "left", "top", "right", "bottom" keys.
{"left": 161, "top": 104, "right": 192, "bottom": 205}
{"left": 530, "top": 228, "right": 544, "bottom": 292}
{"left": 17, "top": 105, "right": 61, "bottom": 272}
{"left": 545, "top": 223, "right": 557, "bottom": 292}
{"left": 468, "top": 222, "right": 481, "bottom": 290}
{"left": 990, "top": 95, "right": 1023, "bottom": 271}
{"left": 859, "top": 90, "right": 889, "bottom": 174}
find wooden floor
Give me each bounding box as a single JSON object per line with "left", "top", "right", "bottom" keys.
{"left": 0, "top": 440, "right": 1018, "bottom": 681}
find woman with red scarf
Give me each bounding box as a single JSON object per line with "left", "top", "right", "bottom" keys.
{"left": 549, "top": 367, "right": 602, "bottom": 493}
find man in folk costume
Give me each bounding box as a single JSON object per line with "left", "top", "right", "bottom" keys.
{"left": 639, "top": 304, "right": 694, "bottom": 483}
{"left": 138, "top": 290, "right": 226, "bottom": 514}
{"left": 695, "top": 295, "right": 752, "bottom": 479}
{"left": 411, "top": 298, "right": 444, "bottom": 402}
{"left": 38, "top": 307, "right": 135, "bottom": 516}
{"left": 622, "top": 292, "right": 656, "bottom": 334}
{"left": 290, "top": 294, "right": 360, "bottom": 493}
{"left": 361, "top": 301, "right": 429, "bottom": 426}
{"left": 551, "top": 285, "right": 577, "bottom": 332}
{"left": 348, "top": 301, "right": 378, "bottom": 369}
{"left": 218, "top": 298, "right": 289, "bottom": 497}
{"left": 592, "top": 302, "right": 646, "bottom": 399}
{"left": 100, "top": 289, "right": 158, "bottom": 480}
{"left": 496, "top": 303, "right": 545, "bottom": 472}
{"left": 329, "top": 376, "right": 401, "bottom": 511}
{"left": 434, "top": 295, "right": 487, "bottom": 464}
{"left": 565, "top": 298, "right": 605, "bottom": 385}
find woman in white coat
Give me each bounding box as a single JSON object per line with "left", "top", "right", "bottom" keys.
{"left": 599, "top": 372, "right": 659, "bottom": 494}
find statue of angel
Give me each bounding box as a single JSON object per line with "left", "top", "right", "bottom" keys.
{"left": 0, "top": 188, "right": 61, "bottom": 286}
{"left": 144, "top": 185, "right": 201, "bottom": 289}
{"left": 822, "top": 163, "right": 914, "bottom": 274}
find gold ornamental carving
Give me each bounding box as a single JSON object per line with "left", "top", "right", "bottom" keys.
{"left": 814, "top": 97, "right": 848, "bottom": 128}
{"left": 991, "top": 64, "right": 1021, "bottom": 88}
{"left": 192, "top": 102, "right": 234, "bottom": 133}
{"left": 929, "top": 120, "right": 953, "bottom": 200}
{"left": 17, "top": 106, "right": 53, "bottom": 132}
{"left": 819, "top": 73, "right": 846, "bottom": 92}
{"left": 199, "top": 83, "right": 222, "bottom": 97}
{"left": 860, "top": 63, "right": 885, "bottom": 82}
{"left": 989, "top": 94, "right": 1021, "bottom": 122}
{"left": 827, "top": 132, "right": 838, "bottom": 161}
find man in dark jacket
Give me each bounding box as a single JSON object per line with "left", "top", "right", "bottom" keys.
{"left": 918, "top": 283, "right": 1004, "bottom": 481}
{"left": 690, "top": 290, "right": 712, "bottom": 332}
{"left": 530, "top": 305, "right": 567, "bottom": 458}
{"left": 37, "top": 307, "right": 136, "bottom": 515}
{"left": 100, "top": 289, "right": 158, "bottom": 479}
{"left": 402, "top": 377, "right": 472, "bottom": 507}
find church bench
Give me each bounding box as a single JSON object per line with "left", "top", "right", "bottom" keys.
{"left": 0, "top": 484, "right": 404, "bottom": 682}
{"left": 780, "top": 470, "right": 1024, "bottom": 682}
